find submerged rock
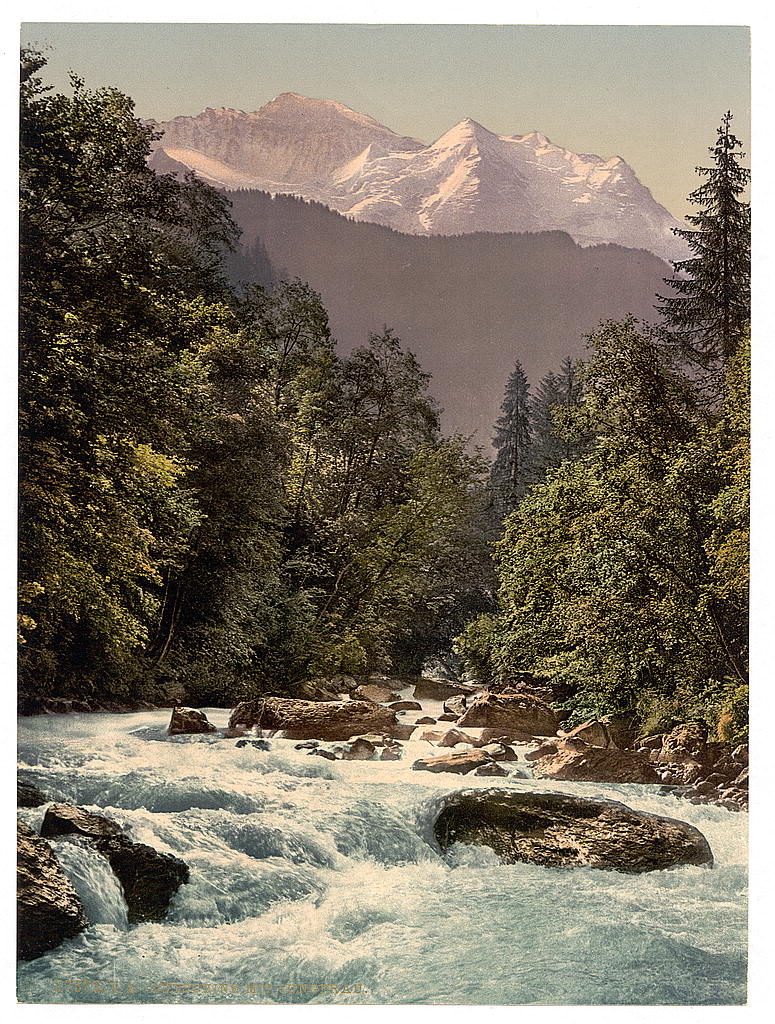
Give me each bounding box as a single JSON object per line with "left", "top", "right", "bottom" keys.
{"left": 457, "top": 692, "right": 560, "bottom": 737}
{"left": 41, "top": 804, "right": 189, "bottom": 923}
{"left": 17, "top": 821, "right": 87, "bottom": 959}
{"left": 341, "top": 737, "right": 378, "bottom": 760}
{"left": 531, "top": 738, "right": 659, "bottom": 783}
{"left": 411, "top": 750, "right": 493, "bottom": 775}
{"left": 472, "top": 762, "right": 508, "bottom": 777}
{"left": 433, "top": 789, "right": 714, "bottom": 873}
{"left": 388, "top": 700, "right": 422, "bottom": 712}
{"left": 18, "top": 777, "right": 47, "bottom": 808}
{"left": 229, "top": 697, "right": 398, "bottom": 741}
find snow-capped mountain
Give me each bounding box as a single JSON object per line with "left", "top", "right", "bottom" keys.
{"left": 148, "top": 93, "right": 686, "bottom": 261}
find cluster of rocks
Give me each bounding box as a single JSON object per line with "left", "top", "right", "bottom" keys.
{"left": 633, "top": 723, "right": 748, "bottom": 811}
{"left": 296, "top": 734, "right": 404, "bottom": 761}
{"left": 16, "top": 780, "right": 189, "bottom": 960}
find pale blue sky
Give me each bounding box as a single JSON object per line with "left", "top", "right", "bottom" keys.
{"left": 21, "top": 22, "right": 750, "bottom": 220}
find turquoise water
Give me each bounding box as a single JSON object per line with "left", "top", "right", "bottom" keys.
{"left": 16, "top": 705, "right": 747, "bottom": 1005}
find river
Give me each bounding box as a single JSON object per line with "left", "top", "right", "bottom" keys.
{"left": 16, "top": 697, "right": 748, "bottom": 1005}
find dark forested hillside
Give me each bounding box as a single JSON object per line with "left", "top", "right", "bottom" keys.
{"left": 226, "top": 190, "right": 672, "bottom": 443}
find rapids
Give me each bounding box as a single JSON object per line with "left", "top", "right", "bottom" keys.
{"left": 16, "top": 699, "right": 747, "bottom": 1005}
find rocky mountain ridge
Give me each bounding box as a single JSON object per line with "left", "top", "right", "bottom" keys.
{"left": 148, "top": 93, "right": 687, "bottom": 261}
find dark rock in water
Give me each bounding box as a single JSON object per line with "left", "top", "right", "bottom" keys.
{"left": 340, "top": 737, "right": 377, "bottom": 760}
{"left": 229, "top": 697, "right": 398, "bottom": 741}
{"left": 41, "top": 804, "right": 188, "bottom": 922}
{"left": 392, "top": 723, "right": 417, "bottom": 740}
{"left": 41, "top": 803, "right": 122, "bottom": 840}
{"left": 168, "top": 706, "right": 217, "bottom": 735}
{"left": 18, "top": 778, "right": 47, "bottom": 807}
{"left": 472, "top": 762, "right": 508, "bottom": 777}
{"left": 388, "top": 700, "right": 423, "bottom": 712}
{"left": 294, "top": 740, "right": 319, "bottom": 750}
{"left": 509, "top": 768, "right": 529, "bottom": 779}
{"left": 437, "top": 712, "right": 459, "bottom": 722}
{"left": 309, "top": 747, "right": 338, "bottom": 761}
{"left": 412, "top": 750, "right": 493, "bottom": 775}
{"left": 479, "top": 742, "right": 518, "bottom": 762}
{"left": 17, "top": 821, "right": 87, "bottom": 959}
{"left": 457, "top": 692, "right": 560, "bottom": 737}
{"left": 413, "top": 677, "right": 478, "bottom": 702}
{"left": 532, "top": 739, "right": 660, "bottom": 783}
{"left": 98, "top": 836, "right": 189, "bottom": 923}
{"left": 416, "top": 716, "right": 437, "bottom": 725}
{"left": 433, "top": 789, "right": 714, "bottom": 873}
{"left": 235, "top": 738, "right": 270, "bottom": 750}
{"left": 380, "top": 743, "right": 402, "bottom": 761}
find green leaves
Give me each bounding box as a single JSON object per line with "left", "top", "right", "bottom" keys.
{"left": 457, "top": 318, "right": 749, "bottom": 741}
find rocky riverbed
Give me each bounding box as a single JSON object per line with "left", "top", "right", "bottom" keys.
{"left": 17, "top": 681, "right": 747, "bottom": 1004}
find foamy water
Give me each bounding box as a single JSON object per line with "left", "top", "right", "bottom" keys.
{"left": 16, "top": 702, "right": 747, "bottom": 1005}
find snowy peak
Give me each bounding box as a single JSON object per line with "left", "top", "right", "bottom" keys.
{"left": 149, "top": 94, "right": 686, "bottom": 261}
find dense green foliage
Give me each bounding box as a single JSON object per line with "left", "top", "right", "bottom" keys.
{"left": 18, "top": 52, "right": 491, "bottom": 706}
{"left": 458, "top": 319, "right": 749, "bottom": 738}
{"left": 459, "top": 113, "right": 750, "bottom": 741}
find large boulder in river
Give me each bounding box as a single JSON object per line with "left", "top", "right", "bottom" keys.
{"left": 41, "top": 804, "right": 189, "bottom": 923}
{"left": 433, "top": 789, "right": 713, "bottom": 873}
{"left": 17, "top": 821, "right": 87, "bottom": 959}
{"left": 457, "top": 691, "right": 560, "bottom": 737}
{"left": 531, "top": 739, "right": 659, "bottom": 783}
{"left": 98, "top": 836, "right": 189, "bottom": 923}
{"left": 411, "top": 750, "right": 493, "bottom": 774}
{"left": 168, "top": 706, "right": 217, "bottom": 735}
{"left": 229, "top": 697, "right": 398, "bottom": 741}
{"left": 413, "top": 677, "right": 479, "bottom": 702}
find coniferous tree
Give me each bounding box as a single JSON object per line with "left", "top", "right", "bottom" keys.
{"left": 490, "top": 361, "right": 531, "bottom": 514}
{"left": 657, "top": 112, "right": 750, "bottom": 365}
{"left": 528, "top": 356, "right": 588, "bottom": 481}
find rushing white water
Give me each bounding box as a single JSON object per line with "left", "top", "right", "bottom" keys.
{"left": 17, "top": 702, "right": 747, "bottom": 1005}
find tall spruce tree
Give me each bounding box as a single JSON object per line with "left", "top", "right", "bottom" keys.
{"left": 528, "top": 356, "right": 588, "bottom": 481}
{"left": 657, "top": 112, "right": 750, "bottom": 365}
{"left": 490, "top": 361, "right": 531, "bottom": 514}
